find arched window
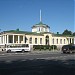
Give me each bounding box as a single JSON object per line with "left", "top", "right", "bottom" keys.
{"left": 64, "top": 39, "right": 65, "bottom": 44}
{"left": 52, "top": 38, "right": 54, "bottom": 44}
{"left": 60, "top": 39, "right": 62, "bottom": 44}
{"left": 29, "top": 37, "right": 32, "bottom": 44}
{"left": 25, "top": 36, "right": 28, "bottom": 43}
{"left": 40, "top": 38, "right": 42, "bottom": 44}
{"left": 45, "top": 35, "right": 49, "bottom": 45}
{"left": 56, "top": 39, "right": 58, "bottom": 44}
{"left": 35, "top": 38, "right": 37, "bottom": 44}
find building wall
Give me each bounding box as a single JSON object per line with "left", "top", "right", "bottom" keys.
{"left": 32, "top": 26, "right": 50, "bottom": 33}
{"left": 0, "top": 33, "right": 74, "bottom": 49}
{"left": 74, "top": 37, "right": 75, "bottom": 45}
{"left": 26, "top": 35, "right": 44, "bottom": 45}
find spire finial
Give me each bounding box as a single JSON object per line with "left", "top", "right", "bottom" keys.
{"left": 40, "top": 9, "right": 42, "bottom": 22}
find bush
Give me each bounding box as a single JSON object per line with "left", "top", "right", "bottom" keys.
{"left": 50, "top": 45, "right": 57, "bottom": 50}
{"left": 33, "top": 45, "right": 51, "bottom": 50}
{"left": 33, "top": 45, "right": 40, "bottom": 50}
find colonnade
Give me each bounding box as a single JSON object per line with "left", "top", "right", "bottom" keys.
{"left": 2, "top": 34, "right": 26, "bottom": 44}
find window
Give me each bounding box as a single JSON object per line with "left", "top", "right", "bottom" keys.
{"left": 29, "top": 37, "right": 32, "bottom": 44}
{"left": 20, "top": 36, "right": 23, "bottom": 43}
{"left": 9, "top": 35, "right": 13, "bottom": 43}
{"left": 70, "top": 38, "right": 71, "bottom": 44}
{"left": 45, "top": 35, "right": 49, "bottom": 45}
{"left": 72, "top": 38, "right": 74, "bottom": 43}
{"left": 64, "top": 39, "right": 65, "bottom": 44}
{"left": 52, "top": 38, "right": 54, "bottom": 44}
{"left": 56, "top": 39, "right": 58, "bottom": 44}
{"left": 40, "top": 38, "right": 42, "bottom": 44}
{"left": 60, "top": 39, "right": 62, "bottom": 44}
{"left": 35, "top": 38, "right": 37, "bottom": 44}
{"left": 25, "top": 36, "right": 28, "bottom": 43}
{"left": 39, "top": 27, "right": 40, "bottom": 31}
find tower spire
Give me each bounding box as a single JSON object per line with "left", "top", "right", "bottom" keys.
{"left": 40, "top": 9, "right": 42, "bottom": 22}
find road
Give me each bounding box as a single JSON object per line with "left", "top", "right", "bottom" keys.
{"left": 0, "top": 51, "right": 75, "bottom": 75}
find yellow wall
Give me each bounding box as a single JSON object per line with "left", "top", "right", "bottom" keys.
{"left": 2, "top": 33, "right": 74, "bottom": 46}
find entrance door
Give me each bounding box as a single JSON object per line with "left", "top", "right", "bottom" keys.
{"left": 45, "top": 35, "right": 49, "bottom": 45}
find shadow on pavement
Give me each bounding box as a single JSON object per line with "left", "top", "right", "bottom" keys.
{"left": 0, "top": 59, "right": 75, "bottom": 75}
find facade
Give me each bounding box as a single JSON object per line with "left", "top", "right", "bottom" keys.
{"left": 0, "top": 10, "right": 74, "bottom": 50}
{"left": 32, "top": 22, "right": 50, "bottom": 33}
{"left": 0, "top": 22, "right": 74, "bottom": 49}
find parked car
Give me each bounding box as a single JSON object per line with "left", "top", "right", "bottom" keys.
{"left": 62, "top": 45, "right": 75, "bottom": 53}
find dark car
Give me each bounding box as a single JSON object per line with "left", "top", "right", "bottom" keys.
{"left": 62, "top": 45, "right": 75, "bottom": 53}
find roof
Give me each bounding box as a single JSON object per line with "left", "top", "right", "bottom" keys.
{"left": 2, "top": 30, "right": 44, "bottom": 36}
{"left": 1, "top": 30, "right": 74, "bottom": 37}
{"left": 36, "top": 22, "right": 46, "bottom": 25}
{"left": 53, "top": 34, "right": 74, "bottom": 37}
{"left": 32, "top": 22, "right": 50, "bottom": 28}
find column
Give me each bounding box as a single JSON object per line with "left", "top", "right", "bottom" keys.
{"left": 71, "top": 38, "right": 72, "bottom": 44}
{"left": 18, "top": 35, "right": 20, "bottom": 43}
{"left": 70, "top": 38, "right": 72, "bottom": 44}
{"left": 67, "top": 38, "right": 69, "bottom": 44}
{"left": 13, "top": 35, "right": 14, "bottom": 44}
{"left": 3, "top": 35, "right": 4, "bottom": 44}
{"left": 0, "top": 36, "right": 2, "bottom": 44}
{"left": 7, "top": 35, "right": 9, "bottom": 44}
{"left": 68, "top": 38, "right": 70, "bottom": 44}
{"left": 1, "top": 36, "right": 3, "bottom": 44}
{"left": 5, "top": 35, "right": 6, "bottom": 44}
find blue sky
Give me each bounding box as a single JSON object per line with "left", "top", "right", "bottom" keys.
{"left": 0, "top": 0, "right": 74, "bottom": 33}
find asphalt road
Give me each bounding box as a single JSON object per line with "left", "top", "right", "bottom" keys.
{"left": 0, "top": 51, "right": 75, "bottom": 75}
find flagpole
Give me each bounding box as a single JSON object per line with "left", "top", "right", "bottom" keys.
{"left": 40, "top": 9, "right": 42, "bottom": 22}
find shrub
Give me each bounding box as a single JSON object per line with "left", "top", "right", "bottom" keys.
{"left": 33, "top": 45, "right": 51, "bottom": 50}
{"left": 50, "top": 45, "right": 57, "bottom": 50}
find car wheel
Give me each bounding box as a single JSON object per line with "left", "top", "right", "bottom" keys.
{"left": 22, "top": 49, "right": 25, "bottom": 53}
{"left": 7, "top": 50, "right": 11, "bottom": 53}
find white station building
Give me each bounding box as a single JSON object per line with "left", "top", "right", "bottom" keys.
{"left": 0, "top": 10, "right": 74, "bottom": 50}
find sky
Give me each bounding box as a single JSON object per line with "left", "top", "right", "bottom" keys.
{"left": 0, "top": 0, "right": 74, "bottom": 34}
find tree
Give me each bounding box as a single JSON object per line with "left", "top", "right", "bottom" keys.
{"left": 16, "top": 28, "right": 19, "bottom": 31}
{"left": 62, "top": 29, "right": 72, "bottom": 35}
{"left": 73, "top": 32, "right": 75, "bottom": 36}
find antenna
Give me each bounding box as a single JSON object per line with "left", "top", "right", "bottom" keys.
{"left": 40, "top": 9, "right": 42, "bottom": 22}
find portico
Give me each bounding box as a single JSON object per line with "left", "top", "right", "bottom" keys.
{"left": 2, "top": 34, "right": 26, "bottom": 44}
